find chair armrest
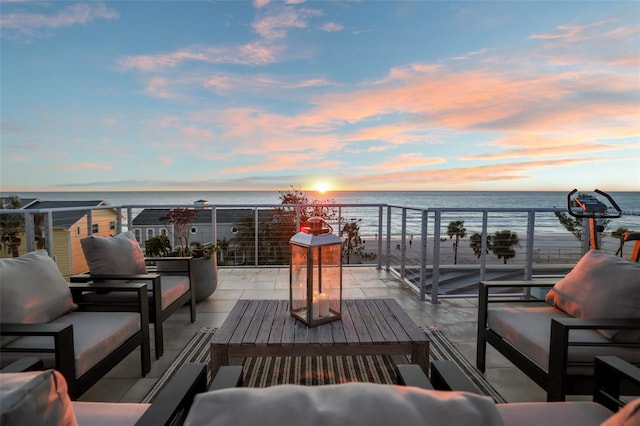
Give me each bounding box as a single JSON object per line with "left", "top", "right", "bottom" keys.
{"left": 397, "top": 364, "right": 433, "bottom": 389}
{"left": 69, "top": 282, "right": 149, "bottom": 315}
{"left": 547, "top": 317, "right": 640, "bottom": 401}
{"left": 209, "top": 366, "right": 243, "bottom": 390}
{"left": 0, "top": 323, "right": 76, "bottom": 383}
{"left": 594, "top": 356, "right": 640, "bottom": 412}
{"left": 0, "top": 358, "right": 44, "bottom": 372}
{"left": 430, "top": 361, "right": 482, "bottom": 394}
{"left": 135, "top": 363, "right": 207, "bottom": 426}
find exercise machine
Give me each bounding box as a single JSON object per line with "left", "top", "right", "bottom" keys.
{"left": 566, "top": 189, "right": 622, "bottom": 252}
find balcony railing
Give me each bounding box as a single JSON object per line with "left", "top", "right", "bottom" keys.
{"left": 2, "top": 202, "right": 637, "bottom": 303}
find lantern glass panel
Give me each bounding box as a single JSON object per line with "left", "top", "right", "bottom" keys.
{"left": 291, "top": 244, "right": 308, "bottom": 312}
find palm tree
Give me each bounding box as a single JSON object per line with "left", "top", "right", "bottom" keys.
{"left": 491, "top": 229, "right": 519, "bottom": 264}
{"left": 469, "top": 232, "right": 491, "bottom": 259}
{"left": 447, "top": 220, "right": 466, "bottom": 264}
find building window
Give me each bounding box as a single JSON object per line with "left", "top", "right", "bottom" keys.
{"left": 91, "top": 223, "right": 99, "bottom": 234}
{"left": 109, "top": 220, "right": 116, "bottom": 231}
{"left": 147, "top": 229, "right": 154, "bottom": 240}
{"left": 190, "top": 227, "right": 197, "bottom": 234}
{"left": 160, "top": 229, "right": 167, "bottom": 236}
{"left": 77, "top": 227, "right": 82, "bottom": 236}
{"left": 134, "top": 229, "right": 141, "bottom": 243}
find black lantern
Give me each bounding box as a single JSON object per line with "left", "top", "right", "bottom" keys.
{"left": 289, "top": 217, "right": 342, "bottom": 327}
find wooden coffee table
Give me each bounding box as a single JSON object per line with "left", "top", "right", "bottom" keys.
{"left": 210, "top": 298, "right": 429, "bottom": 377}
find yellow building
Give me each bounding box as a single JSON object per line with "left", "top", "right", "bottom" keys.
{"left": 0, "top": 199, "right": 119, "bottom": 278}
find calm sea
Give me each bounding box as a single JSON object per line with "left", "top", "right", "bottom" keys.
{"left": 9, "top": 190, "right": 640, "bottom": 235}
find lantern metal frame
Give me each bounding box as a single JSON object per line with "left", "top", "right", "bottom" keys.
{"left": 289, "top": 217, "right": 342, "bottom": 327}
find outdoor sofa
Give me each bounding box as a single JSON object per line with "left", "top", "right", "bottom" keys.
{"left": 0, "top": 249, "right": 151, "bottom": 399}
{"left": 1, "top": 356, "right": 637, "bottom": 425}
{"left": 477, "top": 249, "right": 640, "bottom": 401}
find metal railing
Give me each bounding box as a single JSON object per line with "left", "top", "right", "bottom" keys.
{"left": 2, "top": 203, "right": 637, "bottom": 303}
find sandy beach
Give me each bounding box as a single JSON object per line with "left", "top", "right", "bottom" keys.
{"left": 354, "top": 233, "right": 626, "bottom": 266}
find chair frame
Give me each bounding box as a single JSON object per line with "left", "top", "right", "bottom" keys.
{"left": 71, "top": 256, "right": 196, "bottom": 359}
{"left": 1, "top": 359, "right": 207, "bottom": 426}
{"left": 1, "top": 282, "right": 151, "bottom": 399}
{"left": 476, "top": 281, "right": 640, "bottom": 401}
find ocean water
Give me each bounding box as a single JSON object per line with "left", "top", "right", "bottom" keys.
{"left": 9, "top": 190, "right": 640, "bottom": 236}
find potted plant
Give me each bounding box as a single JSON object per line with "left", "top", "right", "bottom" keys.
{"left": 188, "top": 241, "right": 219, "bottom": 302}
{"left": 157, "top": 208, "right": 219, "bottom": 302}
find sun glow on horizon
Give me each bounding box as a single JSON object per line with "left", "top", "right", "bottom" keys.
{"left": 313, "top": 180, "right": 333, "bottom": 194}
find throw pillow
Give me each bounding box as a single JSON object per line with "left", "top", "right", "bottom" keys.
{"left": 184, "top": 382, "right": 505, "bottom": 426}
{"left": 0, "top": 250, "right": 75, "bottom": 324}
{"left": 0, "top": 370, "right": 77, "bottom": 426}
{"left": 81, "top": 231, "right": 147, "bottom": 276}
{"left": 545, "top": 249, "right": 640, "bottom": 342}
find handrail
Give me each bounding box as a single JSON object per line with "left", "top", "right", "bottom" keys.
{"left": 2, "top": 203, "right": 638, "bottom": 303}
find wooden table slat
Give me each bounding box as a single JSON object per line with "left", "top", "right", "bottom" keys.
{"left": 255, "top": 300, "right": 278, "bottom": 344}
{"left": 339, "top": 300, "right": 360, "bottom": 343}
{"left": 330, "top": 319, "right": 347, "bottom": 344}
{"left": 365, "top": 299, "right": 399, "bottom": 343}
{"left": 384, "top": 299, "right": 428, "bottom": 342}
{"left": 345, "top": 300, "right": 371, "bottom": 343}
{"left": 228, "top": 300, "right": 259, "bottom": 345}
{"left": 281, "top": 310, "right": 297, "bottom": 345}
{"left": 373, "top": 299, "right": 410, "bottom": 341}
{"left": 354, "top": 299, "right": 384, "bottom": 342}
{"left": 267, "top": 300, "right": 288, "bottom": 345}
{"left": 242, "top": 299, "right": 270, "bottom": 345}
{"left": 342, "top": 300, "right": 371, "bottom": 343}
{"left": 212, "top": 299, "right": 249, "bottom": 344}
{"left": 318, "top": 322, "right": 333, "bottom": 344}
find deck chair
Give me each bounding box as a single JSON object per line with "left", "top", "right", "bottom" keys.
{"left": 71, "top": 231, "right": 196, "bottom": 359}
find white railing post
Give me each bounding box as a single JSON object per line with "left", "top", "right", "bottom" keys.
{"left": 431, "top": 211, "right": 441, "bottom": 304}
{"left": 419, "top": 210, "right": 428, "bottom": 301}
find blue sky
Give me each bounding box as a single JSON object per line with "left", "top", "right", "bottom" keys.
{"left": 1, "top": 1, "right": 638, "bottom": 192}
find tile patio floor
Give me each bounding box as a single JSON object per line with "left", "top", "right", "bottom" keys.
{"left": 78, "top": 266, "right": 551, "bottom": 403}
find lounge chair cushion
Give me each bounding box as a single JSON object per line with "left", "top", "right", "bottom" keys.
{"left": 545, "top": 249, "right": 640, "bottom": 342}
{"left": 0, "top": 250, "right": 75, "bottom": 324}
{"left": 184, "top": 382, "right": 505, "bottom": 426}
{"left": 73, "top": 402, "right": 150, "bottom": 426}
{"left": 81, "top": 231, "right": 148, "bottom": 276}
{"left": 487, "top": 306, "right": 640, "bottom": 375}
{"left": 2, "top": 311, "right": 141, "bottom": 377}
{"left": 0, "top": 370, "right": 77, "bottom": 426}
{"left": 78, "top": 274, "right": 189, "bottom": 311}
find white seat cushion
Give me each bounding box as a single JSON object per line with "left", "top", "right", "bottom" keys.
{"left": 497, "top": 401, "right": 613, "bottom": 426}
{"left": 488, "top": 306, "right": 640, "bottom": 375}
{"left": 3, "top": 311, "right": 140, "bottom": 377}
{"left": 73, "top": 402, "right": 150, "bottom": 426}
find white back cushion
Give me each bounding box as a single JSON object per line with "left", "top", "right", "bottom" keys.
{"left": 0, "top": 250, "right": 75, "bottom": 324}
{"left": 184, "top": 382, "right": 505, "bottom": 426}
{"left": 545, "top": 249, "right": 640, "bottom": 342}
{"left": 81, "top": 231, "right": 147, "bottom": 275}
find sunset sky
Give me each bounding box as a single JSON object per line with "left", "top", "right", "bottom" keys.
{"left": 1, "top": 1, "right": 638, "bottom": 192}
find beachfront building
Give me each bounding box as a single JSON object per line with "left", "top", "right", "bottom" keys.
{"left": 0, "top": 198, "right": 119, "bottom": 278}
{"left": 131, "top": 206, "right": 273, "bottom": 264}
